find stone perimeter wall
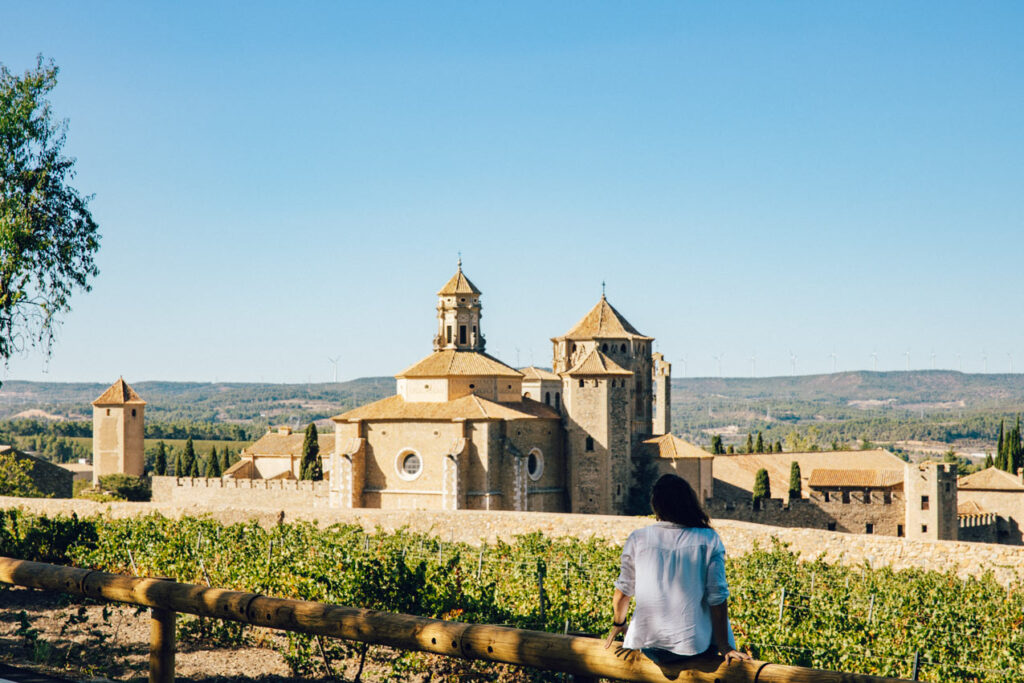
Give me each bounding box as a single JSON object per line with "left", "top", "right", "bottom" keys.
{"left": 5, "top": 495, "right": 1024, "bottom": 586}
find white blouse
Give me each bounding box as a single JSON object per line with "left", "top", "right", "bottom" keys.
{"left": 614, "top": 522, "right": 734, "bottom": 655}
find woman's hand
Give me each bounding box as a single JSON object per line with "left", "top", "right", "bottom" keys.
{"left": 721, "top": 648, "right": 752, "bottom": 664}
{"left": 603, "top": 623, "right": 626, "bottom": 649}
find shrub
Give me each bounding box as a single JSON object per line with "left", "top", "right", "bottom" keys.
{"left": 97, "top": 474, "right": 151, "bottom": 502}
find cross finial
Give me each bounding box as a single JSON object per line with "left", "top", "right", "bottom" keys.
{"left": 601, "top": 280, "right": 606, "bottom": 298}
{"left": 457, "top": 251, "right": 462, "bottom": 271}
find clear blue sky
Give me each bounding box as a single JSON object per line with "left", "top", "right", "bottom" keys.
{"left": 1, "top": 2, "right": 1022, "bottom": 383}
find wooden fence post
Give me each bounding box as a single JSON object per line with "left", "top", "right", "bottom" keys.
{"left": 149, "top": 605, "right": 176, "bottom": 683}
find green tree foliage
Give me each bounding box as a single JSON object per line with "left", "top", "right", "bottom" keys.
{"left": 996, "top": 420, "right": 1006, "bottom": 470}
{"left": 745, "top": 432, "right": 754, "bottom": 454}
{"left": 181, "top": 437, "right": 196, "bottom": 476}
{"left": 788, "top": 461, "right": 802, "bottom": 499}
{"left": 205, "top": 446, "right": 221, "bottom": 478}
{"left": 300, "top": 423, "right": 321, "bottom": 480}
{"left": 752, "top": 468, "right": 771, "bottom": 504}
{"left": 97, "top": 474, "right": 150, "bottom": 501}
{"left": 153, "top": 441, "right": 167, "bottom": 476}
{"left": 984, "top": 453, "right": 994, "bottom": 468}
{"left": 218, "top": 447, "right": 230, "bottom": 473}
{"left": 173, "top": 449, "right": 183, "bottom": 477}
{"left": 0, "top": 57, "right": 100, "bottom": 367}
{"left": 755, "top": 431, "right": 764, "bottom": 453}
{"left": 710, "top": 434, "right": 724, "bottom": 454}
{"left": 774, "top": 440, "right": 783, "bottom": 453}
{"left": 0, "top": 452, "right": 44, "bottom": 496}
{"left": 726, "top": 444, "right": 735, "bottom": 454}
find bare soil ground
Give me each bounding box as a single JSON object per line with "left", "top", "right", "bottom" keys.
{"left": 0, "top": 588, "right": 535, "bottom": 682}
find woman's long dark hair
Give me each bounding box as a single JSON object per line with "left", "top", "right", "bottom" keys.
{"left": 650, "top": 474, "right": 711, "bottom": 528}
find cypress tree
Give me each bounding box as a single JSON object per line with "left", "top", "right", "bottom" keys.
{"left": 756, "top": 432, "right": 765, "bottom": 453}
{"left": 753, "top": 468, "right": 771, "bottom": 503}
{"left": 1013, "top": 416, "right": 1023, "bottom": 474}
{"left": 205, "top": 446, "right": 221, "bottom": 477}
{"left": 774, "top": 440, "right": 783, "bottom": 453}
{"left": 219, "top": 447, "right": 230, "bottom": 473}
{"left": 788, "top": 461, "right": 802, "bottom": 499}
{"left": 173, "top": 449, "right": 183, "bottom": 477}
{"left": 300, "top": 423, "right": 321, "bottom": 480}
{"left": 745, "top": 432, "right": 754, "bottom": 454}
{"left": 154, "top": 441, "right": 167, "bottom": 476}
{"left": 710, "top": 435, "right": 724, "bottom": 455}
{"left": 727, "top": 444, "right": 735, "bottom": 454}
{"left": 182, "top": 437, "right": 197, "bottom": 476}
{"left": 996, "top": 420, "right": 1006, "bottom": 471}
{"left": 766, "top": 440, "right": 774, "bottom": 453}
{"left": 984, "top": 453, "right": 994, "bottom": 469}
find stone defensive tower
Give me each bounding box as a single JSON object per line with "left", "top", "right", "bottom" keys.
{"left": 92, "top": 378, "right": 146, "bottom": 484}
{"left": 652, "top": 352, "right": 671, "bottom": 436}
{"left": 903, "top": 462, "right": 958, "bottom": 541}
{"left": 553, "top": 294, "right": 655, "bottom": 514}
{"left": 434, "top": 259, "right": 484, "bottom": 351}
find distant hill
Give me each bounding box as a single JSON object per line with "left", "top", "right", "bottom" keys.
{"left": 2, "top": 370, "right": 1020, "bottom": 450}
{"left": 673, "top": 371, "right": 1024, "bottom": 405}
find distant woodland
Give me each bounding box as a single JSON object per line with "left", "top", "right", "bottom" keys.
{"left": 2, "top": 371, "right": 1023, "bottom": 463}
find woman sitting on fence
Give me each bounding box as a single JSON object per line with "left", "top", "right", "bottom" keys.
{"left": 604, "top": 474, "right": 751, "bottom": 666}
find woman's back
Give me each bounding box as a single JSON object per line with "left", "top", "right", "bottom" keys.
{"left": 615, "top": 522, "right": 729, "bottom": 654}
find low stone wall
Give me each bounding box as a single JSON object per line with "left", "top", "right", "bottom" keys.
{"left": 707, "top": 495, "right": 905, "bottom": 537}
{"left": 2, "top": 496, "right": 1022, "bottom": 585}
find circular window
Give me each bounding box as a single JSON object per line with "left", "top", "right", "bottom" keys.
{"left": 527, "top": 448, "right": 544, "bottom": 481}
{"left": 395, "top": 450, "right": 423, "bottom": 481}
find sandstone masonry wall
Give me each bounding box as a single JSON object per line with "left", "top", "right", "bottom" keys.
{"left": 5, "top": 496, "right": 1023, "bottom": 585}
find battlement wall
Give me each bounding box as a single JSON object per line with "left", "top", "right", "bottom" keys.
{"left": 151, "top": 476, "right": 330, "bottom": 507}
{"left": 706, "top": 494, "right": 905, "bottom": 536}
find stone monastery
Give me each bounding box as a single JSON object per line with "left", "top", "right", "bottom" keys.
{"left": 327, "top": 262, "right": 673, "bottom": 514}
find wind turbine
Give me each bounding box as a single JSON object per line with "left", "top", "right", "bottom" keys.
{"left": 749, "top": 352, "right": 757, "bottom": 377}
{"left": 1009, "top": 352, "right": 1015, "bottom": 374}
{"left": 904, "top": 350, "right": 911, "bottom": 371}
{"left": 713, "top": 352, "right": 724, "bottom": 378}
{"left": 789, "top": 351, "right": 798, "bottom": 376}
{"left": 982, "top": 350, "right": 988, "bottom": 373}
{"left": 956, "top": 353, "right": 963, "bottom": 372}
{"left": 679, "top": 356, "right": 687, "bottom": 377}
{"left": 871, "top": 351, "right": 878, "bottom": 372}
{"left": 930, "top": 350, "right": 936, "bottom": 370}
{"left": 327, "top": 356, "right": 340, "bottom": 383}
{"left": 830, "top": 350, "right": 838, "bottom": 373}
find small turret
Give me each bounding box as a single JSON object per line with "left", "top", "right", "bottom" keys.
{"left": 434, "top": 259, "right": 484, "bottom": 352}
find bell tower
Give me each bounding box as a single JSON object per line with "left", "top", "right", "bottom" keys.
{"left": 434, "top": 259, "right": 485, "bottom": 351}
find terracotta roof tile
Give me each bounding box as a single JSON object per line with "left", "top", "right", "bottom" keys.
{"left": 520, "top": 366, "right": 560, "bottom": 381}
{"left": 565, "top": 349, "right": 633, "bottom": 376}
{"left": 396, "top": 350, "right": 522, "bottom": 378}
{"left": 712, "top": 450, "right": 905, "bottom": 499}
{"left": 958, "top": 466, "right": 1024, "bottom": 491}
{"left": 555, "top": 296, "right": 651, "bottom": 341}
{"left": 957, "top": 500, "right": 988, "bottom": 515}
{"left": 807, "top": 469, "right": 904, "bottom": 489}
{"left": 640, "top": 434, "right": 711, "bottom": 459}
{"left": 332, "top": 394, "right": 559, "bottom": 422}
{"left": 437, "top": 267, "right": 481, "bottom": 296}
{"left": 241, "top": 433, "right": 334, "bottom": 458}
{"left": 92, "top": 378, "right": 146, "bottom": 406}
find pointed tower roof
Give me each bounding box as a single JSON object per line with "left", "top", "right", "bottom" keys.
{"left": 565, "top": 348, "right": 633, "bottom": 376}
{"left": 555, "top": 295, "right": 652, "bottom": 341}
{"left": 92, "top": 378, "right": 146, "bottom": 406}
{"left": 437, "top": 260, "right": 481, "bottom": 296}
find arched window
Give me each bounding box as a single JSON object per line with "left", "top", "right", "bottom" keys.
{"left": 544, "top": 392, "right": 551, "bottom": 405}
{"left": 131, "top": 409, "right": 136, "bottom": 417}
{"left": 555, "top": 393, "right": 560, "bottom": 409}
{"left": 601, "top": 343, "right": 608, "bottom": 352}
{"left": 620, "top": 343, "right": 627, "bottom": 353}
{"left": 578, "top": 379, "right": 584, "bottom": 387}
{"left": 585, "top": 436, "right": 595, "bottom": 452}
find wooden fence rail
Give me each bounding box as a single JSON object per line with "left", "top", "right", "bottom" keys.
{"left": 0, "top": 556, "right": 912, "bottom": 683}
